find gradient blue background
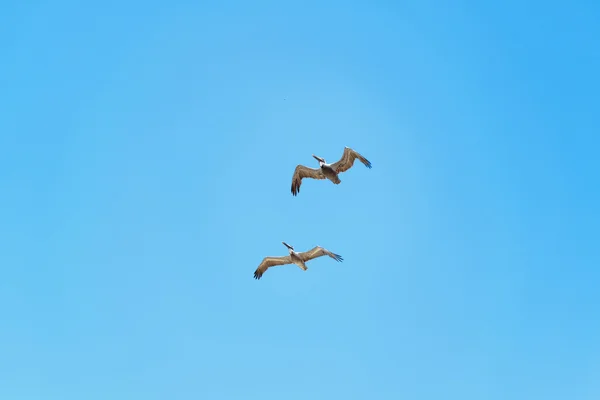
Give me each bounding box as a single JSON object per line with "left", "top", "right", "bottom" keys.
{"left": 1, "top": 1, "right": 599, "bottom": 399}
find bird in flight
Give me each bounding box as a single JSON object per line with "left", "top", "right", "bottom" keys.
{"left": 291, "top": 146, "right": 372, "bottom": 196}
{"left": 253, "top": 242, "right": 343, "bottom": 280}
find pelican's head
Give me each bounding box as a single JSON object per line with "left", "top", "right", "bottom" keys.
{"left": 312, "top": 155, "right": 325, "bottom": 165}
{"left": 282, "top": 241, "right": 294, "bottom": 251}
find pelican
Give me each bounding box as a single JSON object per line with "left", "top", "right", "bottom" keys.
{"left": 253, "top": 242, "right": 343, "bottom": 280}
{"left": 291, "top": 146, "right": 372, "bottom": 196}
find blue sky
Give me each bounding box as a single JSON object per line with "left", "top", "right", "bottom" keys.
{"left": 1, "top": 1, "right": 599, "bottom": 399}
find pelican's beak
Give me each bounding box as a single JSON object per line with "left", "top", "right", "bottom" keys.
{"left": 312, "top": 155, "right": 323, "bottom": 162}
{"left": 282, "top": 241, "right": 293, "bottom": 250}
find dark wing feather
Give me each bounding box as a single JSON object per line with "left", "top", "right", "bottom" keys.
{"left": 254, "top": 256, "right": 292, "bottom": 280}
{"left": 298, "top": 246, "right": 344, "bottom": 263}
{"left": 330, "top": 147, "right": 372, "bottom": 174}
{"left": 291, "top": 165, "right": 325, "bottom": 196}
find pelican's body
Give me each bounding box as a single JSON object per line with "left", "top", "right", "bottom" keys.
{"left": 291, "top": 146, "right": 372, "bottom": 196}
{"left": 289, "top": 249, "right": 307, "bottom": 270}
{"left": 253, "top": 242, "right": 343, "bottom": 280}
{"left": 317, "top": 162, "right": 341, "bottom": 184}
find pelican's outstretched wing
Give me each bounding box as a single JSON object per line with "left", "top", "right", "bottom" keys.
{"left": 298, "top": 246, "right": 344, "bottom": 263}
{"left": 330, "top": 147, "right": 372, "bottom": 173}
{"left": 291, "top": 165, "right": 325, "bottom": 196}
{"left": 254, "top": 255, "right": 292, "bottom": 280}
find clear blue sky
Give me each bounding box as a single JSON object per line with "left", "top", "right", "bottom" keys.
{"left": 1, "top": 1, "right": 599, "bottom": 399}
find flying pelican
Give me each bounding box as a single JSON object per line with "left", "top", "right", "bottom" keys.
{"left": 253, "top": 242, "right": 343, "bottom": 280}
{"left": 291, "top": 146, "right": 372, "bottom": 196}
